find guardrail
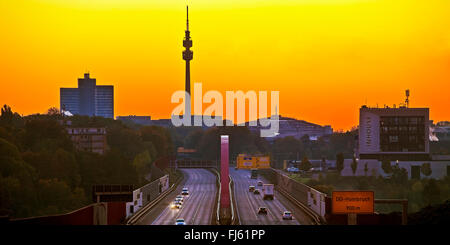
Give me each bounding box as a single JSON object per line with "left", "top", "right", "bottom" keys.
{"left": 275, "top": 186, "right": 324, "bottom": 225}
{"left": 261, "top": 168, "right": 325, "bottom": 225}
{"left": 212, "top": 168, "right": 237, "bottom": 225}
{"left": 229, "top": 175, "right": 239, "bottom": 225}
{"left": 212, "top": 168, "right": 221, "bottom": 225}
{"left": 126, "top": 174, "right": 184, "bottom": 225}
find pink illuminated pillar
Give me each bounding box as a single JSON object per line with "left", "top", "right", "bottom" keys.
{"left": 220, "top": 135, "right": 230, "bottom": 208}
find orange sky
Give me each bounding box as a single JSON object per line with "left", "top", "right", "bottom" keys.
{"left": 1, "top": 0, "right": 449, "bottom": 130}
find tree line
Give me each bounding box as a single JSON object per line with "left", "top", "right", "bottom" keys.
{"left": 0, "top": 105, "right": 173, "bottom": 218}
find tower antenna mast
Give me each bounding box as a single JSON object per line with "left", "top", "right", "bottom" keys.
{"left": 405, "top": 89, "right": 410, "bottom": 108}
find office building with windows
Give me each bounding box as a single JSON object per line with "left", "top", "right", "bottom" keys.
{"left": 349, "top": 105, "right": 450, "bottom": 180}
{"left": 60, "top": 88, "right": 80, "bottom": 115}
{"left": 358, "top": 106, "right": 430, "bottom": 161}
{"left": 60, "top": 73, "right": 114, "bottom": 118}
{"left": 95, "top": 85, "right": 114, "bottom": 118}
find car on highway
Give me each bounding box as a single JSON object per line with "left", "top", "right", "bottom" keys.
{"left": 181, "top": 187, "right": 189, "bottom": 195}
{"left": 282, "top": 211, "right": 293, "bottom": 220}
{"left": 175, "top": 195, "right": 184, "bottom": 203}
{"left": 251, "top": 169, "right": 258, "bottom": 179}
{"left": 257, "top": 207, "right": 268, "bottom": 215}
{"left": 257, "top": 181, "right": 263, "bottom": 186}
{"left": 171, "top": 201, "right": 181, "bottom": 209}
{"left": 262, "top": 184, "right": 274, "bottom": 200}
{"left": 175, "top": 218, "right": 186, "bottom": 225}
{"left": 253, "top": 189, "right": 260, "bottom": 195}
{"left": 248, "top": 186, "right": 255, "bottom": 192}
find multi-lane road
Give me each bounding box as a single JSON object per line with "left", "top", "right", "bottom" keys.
{"left": 230, "top": 168, "right": 315, "bottom": 225}
{"left": 135, "top": 168, "right": 217, "bottom": 225}
{"left": 134, "top": 167, "right": 314, "bottom": 225}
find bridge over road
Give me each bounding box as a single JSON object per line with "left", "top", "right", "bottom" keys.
{"left": 168, "top": 159, "right": 219, "bottom": 169}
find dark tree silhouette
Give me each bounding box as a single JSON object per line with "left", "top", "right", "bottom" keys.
{"left": 336, "top": 152, "right": 344, "bottom": 174}
{"left": 299, "top": 156, "right": 312, "bottom": 171}
{"left": 351, "top": 156, "right": 358, "bottom": 175}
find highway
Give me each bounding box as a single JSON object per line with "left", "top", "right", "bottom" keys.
{"left": 135, "top": 168, "right": 217, "bottom": 225}
{"left": 231, "top": 168, "right": 314, "bottom": 225}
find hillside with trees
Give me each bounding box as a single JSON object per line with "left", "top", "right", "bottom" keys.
{"left": 0, "top": 105, "right": 173, "bottom": 218}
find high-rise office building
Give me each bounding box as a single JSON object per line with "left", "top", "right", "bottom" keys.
{"left": 60, "top": 88, "right": 79, "bottom": 115}
{"left": 60, "top": 73, "right": 114, "bottom": 118}
{"left": 95, "top": 85, "right": 114, "bottom": 118}
{"left": 77, "top": 73, "right": 96, "bottom": 116}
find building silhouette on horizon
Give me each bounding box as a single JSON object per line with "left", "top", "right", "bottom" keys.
{"left": 60, "top": 73, "right": 114, "bottom": 118}
{"left": 116, "top": 115, "right": 152, "bottom": 125}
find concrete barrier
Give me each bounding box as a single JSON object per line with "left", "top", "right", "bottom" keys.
{"left": 261, "top": 168, "right": 326, "bottom": 224}
{"left": 229, "top": 175, "right": 239, "bottom": 225}
{"left": 125, "top": 175, "right": 170, "bottom": 218}
{"left": 127, "top": 174, "right": 183, "bottom": 225}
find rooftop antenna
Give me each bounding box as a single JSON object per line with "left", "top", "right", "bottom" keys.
{"left": 405, "top": 89, "right": 410, "bottom": 108}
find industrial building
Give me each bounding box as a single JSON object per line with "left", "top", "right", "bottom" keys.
{"left": 60, "top": 73, "right": 114, "bottom": 119}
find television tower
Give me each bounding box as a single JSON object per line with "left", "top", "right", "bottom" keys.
{"left": 183, "top": 6, "right": 193, "bottom": 117}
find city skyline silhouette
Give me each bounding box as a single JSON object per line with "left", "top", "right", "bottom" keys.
{"left": 1, "top": 1, "right": 449, "bottom": 130}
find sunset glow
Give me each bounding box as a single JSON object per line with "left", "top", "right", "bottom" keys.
{"left": 1, "top": 0, "right": 449, "bottom": 130}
